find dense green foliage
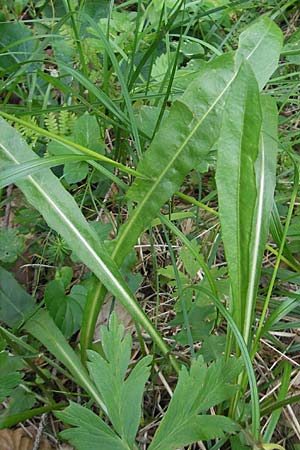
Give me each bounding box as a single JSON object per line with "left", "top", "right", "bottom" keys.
{"left": 0, "top": 1, "right": 299, "bottom": 449}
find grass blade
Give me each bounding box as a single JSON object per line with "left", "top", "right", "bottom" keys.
{"left": 0, "top": 154, "right": 91, "bottom": 188}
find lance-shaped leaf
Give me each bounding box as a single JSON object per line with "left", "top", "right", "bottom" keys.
{"left": 242, "top": 95, "right": 278, "bottom": 342}
{"left": 0, "top": 118, "right": 171, "bottom": 362}
{"left": 236, "top": 16, "right": 283, "bottom": 90}
{"left": 216, "top": 63, "right": 278, "bottom": 343}
{"left": 216, "top": 62, "right": 262, "bottom": 338}
{"left": 113, "top": 53, "right": 236, "bottom": 265}
{"left": 148, "top": 356, "right": 241, "bottom": 450}
{"left": 113, "top": 17, "right": 282, "bottom": 267}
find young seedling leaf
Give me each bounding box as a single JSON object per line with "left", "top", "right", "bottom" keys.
{"left": 148, "top": 356, "right": 241, "bottom": 450}
{"left": 44, "top": 280, "right": 87, "bottom": 338}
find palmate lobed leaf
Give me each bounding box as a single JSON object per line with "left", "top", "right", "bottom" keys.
{"left": 58, "top": 321, "right": 240, "bottom": 450}
{"left": 148, "top": 355, "right": 242, "bottom": 450}
{"left": 57, "top": 313, "right": 152, "bottom": 450}
{"left": 57, "top": 402, "right": 129, "bottom": 450}
{"left": 87, "top": 314, "right": 152, "bottom": 447}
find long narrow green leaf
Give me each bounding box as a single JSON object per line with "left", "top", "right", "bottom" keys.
{"left": 215, "top": 62, "right": 262, "bottom": 342}
{"left": 0, "top": 111, "right": 144, "bottom": 179}
{"left": 0, "top": 118, "right": 178, "bottom": 372}
{"left": 24, "top": 309, "right": 106, "bottom": 411}
{"left": 0, "top": 154, "right": 91, "bottom": 188}
{"left": 242, "top": 95, "right": 278, "bottom": 343}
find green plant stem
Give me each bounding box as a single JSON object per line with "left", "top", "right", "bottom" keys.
{"left": 65, "top": 0, "right": 88, "bottom": 82}
{"left": 260, "top": 394, "right": 300, "bottom": 417}
{"left": 0, "top": 403, "right": 66, "bottom": 429}
{"left": 175, "top": 191, "right": 218, "bottom": 216}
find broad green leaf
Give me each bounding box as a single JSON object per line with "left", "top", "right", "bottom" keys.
{"left": 56, "top": 402, "right": 129, "bottom": 450}
{"left": 73, "top": 112, "right": 104, "bottom": 153}
{"left": 216, "top": 62, "right": 262, "bottom": 341}
{"left": 0, "top": 228, "right": 25, "bottom": 263}
{"left": 0, "top": 118, "right": 171, "bottom": 365}
{"left": 87, "top": 313, "right": 152, "bottom": 447}
{"left": 80, "top": 0, "right": 110, "bottom": 22}
{"left": 0, "top": 22, "right": 36, "bottom": 70}
{"left": 217, "top": 70, "right": 278, "bottom": 345}
{"left": 0, "top": 266, "right": 36, "bottom": 328}
{"left": 113, "top": 17, "right": 282, "bottom": 267}
{"left": 148, "top": 356, "right": 241, "bottom": 450}
{"left": 236, "top": 16, "right": 283, "bottom": 90}
{"left": 44, "top": 281, "right": 87, "bottom": 338}
{"left": 113, "top": 53, "right": 236, "bottom": 265}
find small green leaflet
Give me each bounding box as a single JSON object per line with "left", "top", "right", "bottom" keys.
{"left": 0, "top": 266, "right": 36, "bottom": 328}
{"left": 0, "top": 352, "right": 22, "bottom": 403}
{"left": 44, "top": 281, "right": 87, "bottom": 339}
{"left": 148, "top": 356, "right": 241, "bottom": 450}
